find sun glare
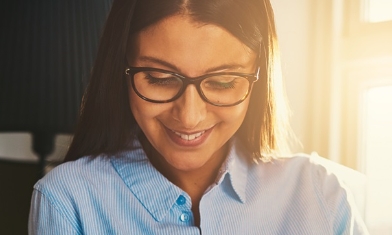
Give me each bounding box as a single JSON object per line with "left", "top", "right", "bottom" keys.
{"left": 363, "top": 85, "right": 392, "bottom": 233}
{"left": 363, "top": 0, "right": 392, "bottom": 23}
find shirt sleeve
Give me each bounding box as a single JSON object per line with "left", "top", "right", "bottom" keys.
{"left": 314, "top": 163, "right": 370, "bottom": 235}
{"left": 28, "top": 189, "right": 81, "bottom": 235}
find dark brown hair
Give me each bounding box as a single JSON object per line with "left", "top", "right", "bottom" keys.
{"left": 64, "top": 0, "right": 289, "bottom": 162}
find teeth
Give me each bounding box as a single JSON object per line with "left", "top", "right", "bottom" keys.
{"left": 173, "top": 130, "right": 205, "bottom": 141}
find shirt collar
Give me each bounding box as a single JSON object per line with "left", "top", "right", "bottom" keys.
{"left": 111, "top": 141, "right": 183, "bottom": 222}
{"left": 216, "top": 138, "right": 250, "bottom": 203}
{"left": 110, "top": 138, "right": 250, "bottom": 221}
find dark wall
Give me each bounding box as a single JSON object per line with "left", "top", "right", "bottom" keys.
{"left": 0, "top": 0, "right": 113, "bottom": 133}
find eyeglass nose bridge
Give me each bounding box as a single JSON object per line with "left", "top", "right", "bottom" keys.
{"left": 170, "top": 74, "right": 212, "bottom": 105}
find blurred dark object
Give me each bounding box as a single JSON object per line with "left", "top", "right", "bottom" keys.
{"left": 0, "top": 159, "right": 39, "bottom": 235}
{"left": 0, "top": 0, "right": 113, "bottom": 233}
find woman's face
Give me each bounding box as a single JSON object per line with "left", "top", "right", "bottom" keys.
{"left": 127, "top": 15, "right": 257, "bottom": 172}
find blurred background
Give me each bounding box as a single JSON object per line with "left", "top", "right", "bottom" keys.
{"left": 0, "top": 0, "right": 391, "bottom": 234}
{"left": 0, "top": 0, "right": 113, "bottom": 234}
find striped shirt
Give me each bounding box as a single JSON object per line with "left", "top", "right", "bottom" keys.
{"left": 29, "top": 139, "right": 369, "bottom": 234}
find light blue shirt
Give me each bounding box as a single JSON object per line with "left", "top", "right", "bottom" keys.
{"left": 29, "top": 139, "right": 369, "bottom": 234}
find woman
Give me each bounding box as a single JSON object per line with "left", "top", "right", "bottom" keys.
{"left": 29, "top": 0, "right": 369, "bottom": 234}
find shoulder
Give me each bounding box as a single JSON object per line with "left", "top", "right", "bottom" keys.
{"left": 247, "top": 152, "right": 362, "bottom": 214}
{"left": 249, "top": 153, "right": 368, "bottom": 234}
{"left": 29, "top": 156, "right": 117, "bottom": 233}
{"left": 248, "top": 154, "right": 323, "bottom": 183}
{"left": 256, "top": 153, "right": 366, "bottom": 204}
{"left": 272, "top": 153, "right": 365, "bottom": 199}
{"left": 278, "top": 154, "right": 349, "bottom": 203}
{"left": 255, "top": 153, "right": 365, "bottom": 188}
{"left": 34, "top": 156, "right": 114, "bottom": 199}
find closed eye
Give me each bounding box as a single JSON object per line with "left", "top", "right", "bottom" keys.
{"left": 144, "top": 74, "right": 180, "bottom": 86}
{"left": 204, "top": 80, "right": 237, "bottom": 89}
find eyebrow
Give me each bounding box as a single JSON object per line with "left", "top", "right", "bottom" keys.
{"left": 137, "top": 56, "right": 247, "bottom": 74}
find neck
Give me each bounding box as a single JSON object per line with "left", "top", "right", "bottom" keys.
{"left": 139, "top": 132, "right": 228, "bottom": 202}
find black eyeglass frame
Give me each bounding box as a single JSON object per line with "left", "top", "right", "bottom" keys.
{"left": 125, "top": 66, "right": 260, "bottom": 107}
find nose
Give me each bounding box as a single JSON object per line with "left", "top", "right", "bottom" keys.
{"left": 172, "top": 84, "right": 207, "bottom": 129}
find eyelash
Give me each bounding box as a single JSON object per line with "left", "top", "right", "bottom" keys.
{"left": 145, "top": 75, "right": 179, "bottom": 85}
{"left": 204, "top": 80, "right": 237, "bottom": 89}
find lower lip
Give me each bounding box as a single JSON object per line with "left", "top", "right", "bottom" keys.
{"left": 165, "top": 126, "right": 213, "bottom": 147}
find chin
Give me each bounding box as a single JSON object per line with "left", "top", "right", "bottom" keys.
{"left": 165, "top": 155, "right": 210, "bottom": 172}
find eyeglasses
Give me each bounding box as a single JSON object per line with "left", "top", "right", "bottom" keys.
{"left": 125, "top": 67, "right": 260, "bottom": 107}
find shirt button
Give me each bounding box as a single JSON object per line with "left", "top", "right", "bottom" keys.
{"left": 176, "top": 195, "right": 186, "bottom": 206}
{"left": 179, "top": 212, "right": 190, "bottom": 222}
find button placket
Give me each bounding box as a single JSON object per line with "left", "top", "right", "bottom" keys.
{"left": 175, "top": 195, "right": 193, "bottom": 224}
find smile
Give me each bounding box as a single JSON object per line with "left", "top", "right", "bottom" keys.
{"left": 171, "top": 130, "right": 206, "bottom": 141}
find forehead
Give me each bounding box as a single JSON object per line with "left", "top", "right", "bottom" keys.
{"left": 128, "top": 14, "right": 256, "bottom": 74}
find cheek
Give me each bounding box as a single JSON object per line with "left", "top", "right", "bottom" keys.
{"left": 129, "top": 88, "right": 142, "bottom": 118}
{"left": 129, "top": 88, "right": 168, "bottom": 121}
{"left": 216, "top": 99, "right": 250, "bottom": 126}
